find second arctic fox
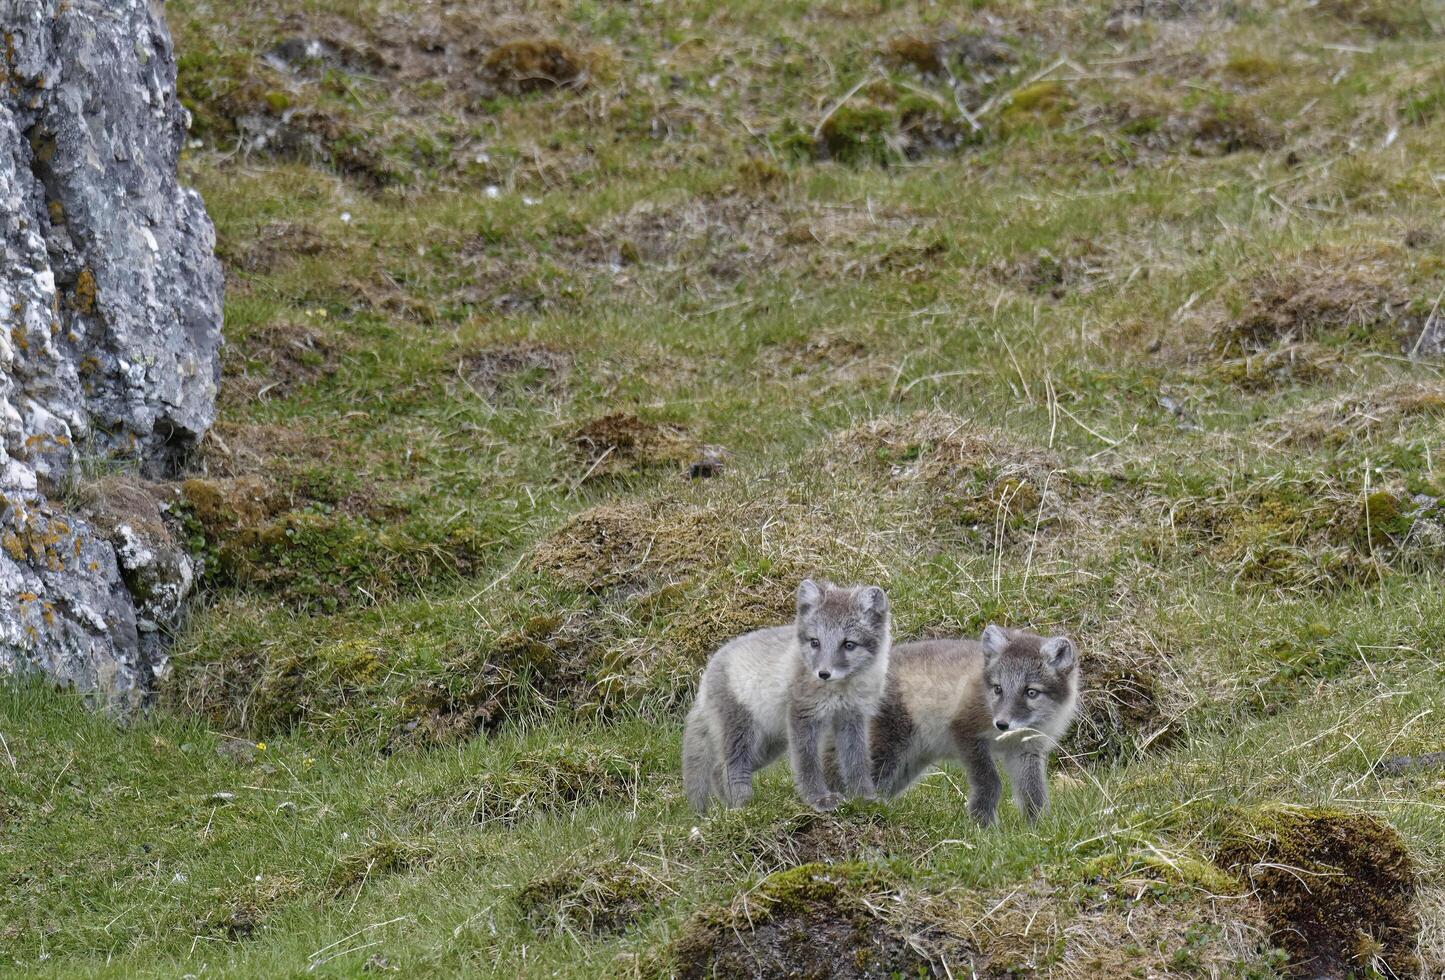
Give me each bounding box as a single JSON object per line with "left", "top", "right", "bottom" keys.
{"left": 682, "top": 579, "right": 891, "bottom": 813}
{"left": 869, "top": 625, "right": 1079, "bottom": 824}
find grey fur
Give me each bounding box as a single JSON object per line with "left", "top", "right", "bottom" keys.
{"left": 681, "top": 581, "right": 891, "bottom": 813}
{"left": 870, "top": 629, "right": 1080, "bottom": 825}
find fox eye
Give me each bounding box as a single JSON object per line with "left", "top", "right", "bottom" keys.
{"left": 992, "top": 685, "right": 1003, "bottom": 696}
{"left": 1026, "top": 688, "right": 1040, "bottom": 699}
{"left": 808, "top": 637, "right": 820, "bottom": 649}
{"left": 843, "top": 640, "right": 857, "bottom": 652}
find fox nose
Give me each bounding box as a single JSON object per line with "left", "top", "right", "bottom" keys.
{"left": 817, "top": 670, "right": 832, "bottom": 680}
{"left": 995, "top": 720, "right": 1010, "bottom": 731}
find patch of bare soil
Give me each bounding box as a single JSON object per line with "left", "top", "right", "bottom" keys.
{"left": 1217, "top": 807, "right": 1418, "bottom": 977}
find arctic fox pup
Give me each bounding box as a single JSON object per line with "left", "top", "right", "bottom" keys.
{"left": 869, "top": 625, "right": 1079, "bottom": 824}
{"left": 682, "top": 579, "right": 891, "bottom": 813}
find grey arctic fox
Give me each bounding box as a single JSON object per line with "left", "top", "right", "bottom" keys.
{"left": 868, "top": 625, "right": 1079, "bottom": 824}
{"left": 682, "top": 579, "right": 891, "bottom": 813}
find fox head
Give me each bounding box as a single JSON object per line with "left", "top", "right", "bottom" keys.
{"left": 981, "top": 625, "right": 1080, "bottom": 737}
{"left": 794, "top": 579, "right": 890, "bottom": 683}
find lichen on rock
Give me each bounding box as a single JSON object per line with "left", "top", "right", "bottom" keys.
{"left": 0, "top": 0, "right": 223, "bottom": 706}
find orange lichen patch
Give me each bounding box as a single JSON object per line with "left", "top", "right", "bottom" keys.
{"left": 72, "top": 267, "right": 97, "bottom": 314}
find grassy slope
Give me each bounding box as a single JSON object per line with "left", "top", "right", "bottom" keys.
{"left": 4, "top": 0, "right": 1445, "bottom": 975}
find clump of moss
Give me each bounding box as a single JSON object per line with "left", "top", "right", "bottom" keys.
{"left": 405, "top": 612, "right": 598, "bottom": 742}
{"left": 882, "top": 35, "right": 945, "bottom": 76}
{"left": 1222, "top": 52, "right": 1281, "bottom": 85}
{"left": 1001, "top": 81, "right": 1073, "bottom": 131}
{"left": 1173, "top": 479, "right": 1398, "bottom": 591}
{"left": 823, "top": 411, "right": 1069, "bottom": 548}
{"left": 1208, "top": 344, "right": 1342, "bottom": 392}
{"left": 181, "top": 476, "right": 286, "bottom": 536}
{"left": 570, "top": 412, "right": 697, "bottom": 480}
{"left": 515, "top": 858, "right": 654, "bottom": 936}
{"left": 817, "top": 104, "right": 895, "bottom": 165}
{"left": 1107, "top": 92, "right": 1273, "bottom": 157}
{"left": 1215, "top": 807, "right": 1418, "bottom": 977}
{"left": 483, "top": 39, "right": 587, "bottom": 94}
{"left": 208, "top": 511, "right": 489, "bottom": 612}
{"left": 328, "top": 838, "right": 434, "bottom": 895}
{"left": 198, "top": 874, "right": 306, "bottom": 941}
{"left": 663, "top": 863, "right": 958, "bottom": 979}
{"left": 459, "top": 343, "right": 572, "bottom": 398}
{"left": 688, "top": 810, "right": 913, "bottom": 870}
{"left": 1083, "top": 844, "right": 1242, "bottom": 898}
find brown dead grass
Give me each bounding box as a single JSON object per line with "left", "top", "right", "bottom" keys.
{"left": 570, "top": 413, "right": 697, "bottom": 481}
{"left": 956, "top": 878, "right": 1275, "bottom": 977}
{"left": 482, "top": 38, "right": 588, "bottom": 95}
{"left": 1217, "top": 247, "right": 1417, "bottom": 355}
{"left": 220, "top": 321, "right": 342, "bottom": 405}
{"left": 1269, "top": 381, "right": 1445, "bottom": 447}
{"left": 216, "top": 219, "right": 330, "bottom": 278}
{"left": 455, "top": 342, "right": 572, "bottom": 398}
{"left": 529, "top": 498, "right": 732, "bottom": 594}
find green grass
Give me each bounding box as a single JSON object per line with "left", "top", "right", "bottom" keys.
{"left": 4, "top": 0, "right": 1445, "bottom": 975}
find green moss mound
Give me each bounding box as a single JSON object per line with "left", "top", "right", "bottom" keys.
{"left": 662, "top": 862, "right": 949, "bottom": 979}
{"left": 1216, "top": 807, "right": 1418, "bottom": 977}
{"left": 515, "top": 858, "right": 653, "bottom": 936}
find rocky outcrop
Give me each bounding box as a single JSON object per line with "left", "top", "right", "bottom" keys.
{"left": 0, "top": 0, "right": 222, "bottom": 707}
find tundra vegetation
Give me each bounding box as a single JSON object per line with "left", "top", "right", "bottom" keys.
{"left": 3, "top": 0, "right": 1445, "bottom": 976}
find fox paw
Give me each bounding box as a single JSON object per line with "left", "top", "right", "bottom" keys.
{"left": 808, "top": 792, "right": 845, "bottom": 812}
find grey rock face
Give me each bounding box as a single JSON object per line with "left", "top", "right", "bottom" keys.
{"left": 0, "top": 0, "right": 223, "bottom": 706}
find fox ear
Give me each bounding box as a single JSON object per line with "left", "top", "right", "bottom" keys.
{"left": 797, "top": 578, "right": 823, "bottom": 615}
{"left": 856, "top": 585, "right": 888, "bottom": 617}
{"left": 1042, "top": 636, "right": 1077, "bottom": 671}
{"left": 982, "top": 625, "right": 1009, "bottom": 660}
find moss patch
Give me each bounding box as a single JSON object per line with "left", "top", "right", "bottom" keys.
{"left": 1215, "top": 806, "right": 1418, "bottom": 977}
{"left": 663, "top": 862, "right": 959, "bottom": 979}
{"left": 328, "top": 838, "right": 434, "bottom": 896}
{"left": 515, "top": 858, "right": 654, "bottom": 936}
